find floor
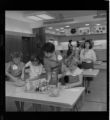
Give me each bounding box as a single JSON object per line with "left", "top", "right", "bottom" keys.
{"left": 6, "top": 69, "right": 107, "bottom": 112}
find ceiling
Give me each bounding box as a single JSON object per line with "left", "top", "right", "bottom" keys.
{"left": 5, "top": 10, "right": 102, "bottom": 23}
{"left": 5, "top": 10, "right": 106, "bottom": 35}
{"left": 45, "top": 10, "right": 97, "bottom": 18}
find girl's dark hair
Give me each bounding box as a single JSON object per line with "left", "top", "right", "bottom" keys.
{"left": 69, "top": 40, "right": 72, "bottom": 43}
{"left": 60, "top": 50, "right": 63, "bottom": 54}
{"left": 76, "top": 41, "right": 80, "bottom": 47}
{"left": 30, "top": 55, "right": 41, "bottom": 65}
{"left": 83, "top": 40, "right": 93, "bottom": 49}
{"left": 82, "top": 37, "right": 86, "bottom": 41}
{"left": 42, "top": 42, "right": 55, "bottom": 53}
{"left": 11, "top": 51, "right": 22, "bottom": 60}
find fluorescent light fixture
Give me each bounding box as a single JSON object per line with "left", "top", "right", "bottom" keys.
{"left": 96, "top": 24, "right": 101, "bottom": 25}
{"left": 27, "top": 16, "right": 43, "bottom": 21}
{"left": 37, "top": 14, "right": 54, "bottom": 19}
{"left": 60, "top": 30, "right": 65, "bottom": 32}
{"left": 85, "top": 24, "right": 89, "bottom": 26}
{"left": 48, "top": 27, "right": 53, "bottom": 29}
{"left": 60, "top": 27, "right": 64, "bottom": 30}
{"left": 56, "top": 29, "right": 60, "bottom": 31}
{"left": 65, "top": 25, "right": 70, "bottom": 27}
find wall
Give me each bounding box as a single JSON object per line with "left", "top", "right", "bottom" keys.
{"left": 46, "top": 33, "right": 107, "bottom": 61}
{"left": 5, "top": 35, "right": 22, "bottom": 62}
{"left": 5, "top": 17, "right": 32, "bottom": 34}
{"left": 5, "top": 17, "right": 43, "bottom": 62}
{"left": 5, "top": 17, "right": 43, "bottom": 33}
{"left": 46, "top": 33, "right": 107, "bottom": 42}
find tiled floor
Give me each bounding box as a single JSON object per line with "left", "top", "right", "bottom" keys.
{"left": 80, "top": 69, "right": 107, "bottom": 111}
{"left": 6, "top": 69, "right": 107, "bottom": 111}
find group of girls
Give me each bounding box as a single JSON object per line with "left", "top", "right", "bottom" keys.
{"left": 5, "top": 39, "right": 96, "bottom": 111}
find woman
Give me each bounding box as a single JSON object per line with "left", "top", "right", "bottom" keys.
{"left": 5, "top": 52, "right": 25, "bottom": 111}
{"left": 42, "top": 42, "right": 62, "bottom": 86}
{"left": 80, "top": 40, "right": 97, "bottom": 93}
{"left": 80, "top": 40, "right": 96, "bottom": 69}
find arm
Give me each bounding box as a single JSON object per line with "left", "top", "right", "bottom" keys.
{"left": 65, "top": 74, "right": 83, "bottom": 88}
{"left": 80, "top": 49, "right": 84, "bottom": 62}
{"left": 5, "top": 62, "right": 18, "bottom": 82}
{"left": 21, "top": 64, "right": 25, "bottom": 80}
{"left": 21, "top": 61, "right": 31, "bottom": 80}
{"left": 46, "top": 71, "right": 51, "bottom": 83}
{"left": 39, "top": 64, "right": 43, "bottom": 75}
{"left": 92, "top": 50, "right": 97, "bottom": 62}
{"left": 44, "top": 59, "right": 52, "bottom": 83}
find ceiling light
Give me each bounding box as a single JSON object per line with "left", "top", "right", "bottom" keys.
{"left": 48, "top": 27, "right": 53, "bottom": 29}
{"left": 56, "top": 29, "right": 60, "bottom": 31}
{"left": 37, "top": 14, "right": 54, "bottom": 19}
{"left": 65, "top": 25, "right": 70, "bottom": 27}
{"left": 60, "top": 27, "right": 64, "bottom": 30}
{"left": 27, "top": 16, "right": 43, "bottom": 21}
{"left": 96, "top": 24, "right": 101, "bottom": 25}
{"left": 85, "top": 24, "right": 89, "bottom": 26}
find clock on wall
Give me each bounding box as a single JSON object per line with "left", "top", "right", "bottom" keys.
{"left": 71, "top": 28, "right": 76, "bottom": 34}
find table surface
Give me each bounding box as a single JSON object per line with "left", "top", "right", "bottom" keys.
{"left": 94, "top": 62, "right": 106, "bottom": 69}
{"left": 82, "top": 69, "right": 99, "bottom": 77}
{"left": 6, "top": 82, "right": 85, "bottom": 109}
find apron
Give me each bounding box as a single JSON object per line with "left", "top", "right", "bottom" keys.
{"left": 81, "top": 62, "right": 93, "bottom": 69}
{"left": 81, "top": 49, "right": 94, "bottom": 69}
{"left": 8, "top": 62, "right": 22, "bottom": 80}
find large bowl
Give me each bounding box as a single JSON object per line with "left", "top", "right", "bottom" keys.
{"left": 49, "top": 88, "right": 60, "bottom": 97}
{"left": 13, "top": 81, "right": 25, "bottom": 87}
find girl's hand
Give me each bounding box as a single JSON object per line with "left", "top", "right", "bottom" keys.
{"left": 21, "top": 74, "right": 24, "bottom": 80}
{"left": 26, "top": 78, "right": 30, "bottom": 82}
{"left": 65, "top": 85, "right": 71, "bottom": 89}
{"left": 12, "top": 77, "right": 19, "bottom": 82}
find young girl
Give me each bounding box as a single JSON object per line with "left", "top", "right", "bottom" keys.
{"left": 5, "top": 52, "right": 24, "bottom": 82}
{"left": 5, "top": 52, "right": 25, "bottom": 111}
{"left": 21, "top": 55, "right": 43, "bottom": 83}
{"left": 61, "top": 51, "right": 83, "bottom": 89}
{"left": 21, "top": 55, "right": 44, "bottom": 112}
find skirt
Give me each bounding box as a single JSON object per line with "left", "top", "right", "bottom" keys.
{"left": 81, "top": 62, "right": 93, "bottom": 69}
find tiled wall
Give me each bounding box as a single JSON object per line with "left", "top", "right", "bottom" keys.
{"left": 46, "top": 33, "right": 107, "bottom": 42}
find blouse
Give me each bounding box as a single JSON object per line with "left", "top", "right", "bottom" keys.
{"left": 25, "top": 61, "right": 43, "bottom": 79}
{"left": 6, "top": 61, "right": 24, "bottom": 78}
{"left": 80, "top": 49, "right": 96, "bottom": 62}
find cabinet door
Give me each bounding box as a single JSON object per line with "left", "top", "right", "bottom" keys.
{"left": 5, "top": 35, "right": 22, "bottom": 62}
{"left": 22, "top": 37, "right": 32, "bottom": 63}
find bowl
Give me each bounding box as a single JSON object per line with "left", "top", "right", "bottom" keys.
{"left": 14, "top": 81, "right": 25, "bottom": 87}
{"left": 49, "top": 88, "right": 60, "bottom": 97}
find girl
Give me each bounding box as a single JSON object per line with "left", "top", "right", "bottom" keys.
{"left": 61, "top": 52, "right": 83, "bottom": 88}
{"left": 5, "top": 52, "right": 25, "bottom": 111}
{"left": 21, "top": 55, "right": 43, "bottom": 82}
